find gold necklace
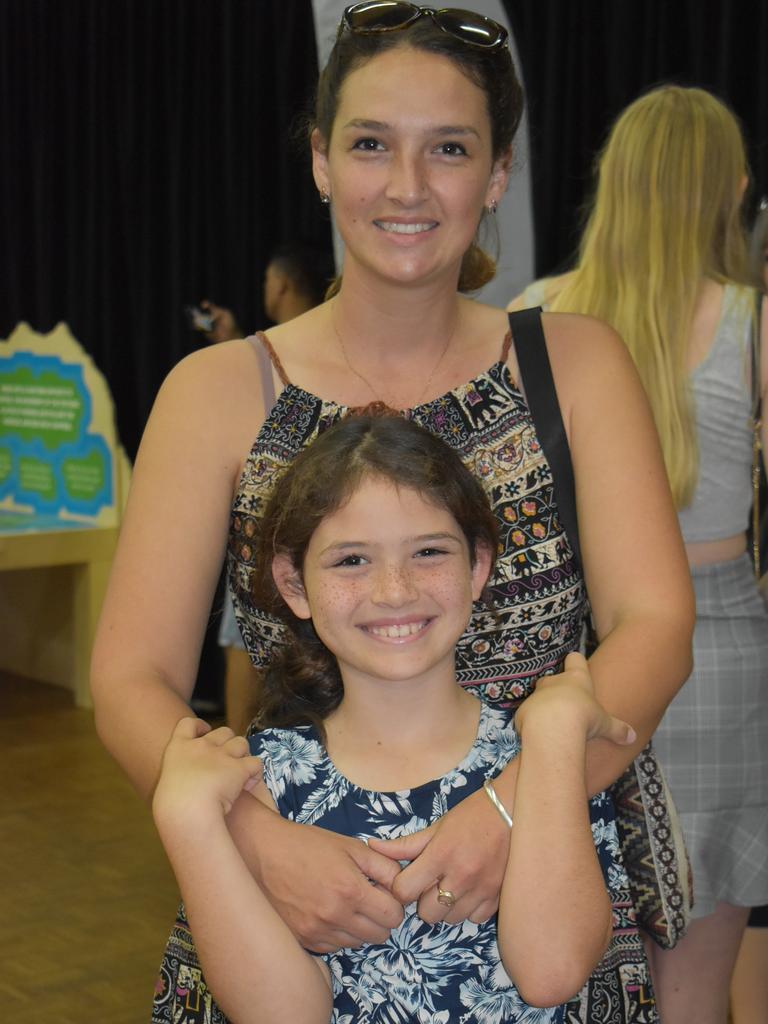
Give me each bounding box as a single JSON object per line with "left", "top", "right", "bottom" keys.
{"left": 331, "top": 306, "right": 457, "bottom": 410}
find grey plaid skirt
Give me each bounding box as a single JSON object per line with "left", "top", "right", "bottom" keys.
{"left": 652, "top": 553, "right": 768, "bottom": 918}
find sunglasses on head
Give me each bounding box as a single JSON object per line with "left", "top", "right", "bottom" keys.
{"left": 339, "top": 2, "right": 509, "bottom": 52}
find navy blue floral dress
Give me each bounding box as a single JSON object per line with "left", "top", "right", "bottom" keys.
{"left": 250, "top": 704, "right": 636, "bottom": 1024}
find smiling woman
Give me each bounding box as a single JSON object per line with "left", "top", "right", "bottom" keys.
{"left": 90, "top": 6, "right": 694, "bottom": 1024}
{"left": 313, "top": 49, "right": 505, "bottom": 308}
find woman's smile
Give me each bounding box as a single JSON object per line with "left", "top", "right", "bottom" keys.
{"left": 373, "top": 219, "right": 438, "bottom": 237}
{"left": 312, "top": 46, "right": 503, "bottom": 290}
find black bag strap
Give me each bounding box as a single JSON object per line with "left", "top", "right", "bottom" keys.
{"left": 508, "top": 307, "right": 583, "bottom": 572}
{"left": 750, "top": 289, "right": 765, "bottom": 578}
{"left": 751, "top": 289, "right": 763, "bottom": 425}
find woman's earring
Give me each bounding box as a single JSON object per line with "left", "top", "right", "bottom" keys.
{"left": 320, "top": 189, "right": 331, "bottom": 205}
{"left": 487, "top": 199, "right": 498, "bottom": 215}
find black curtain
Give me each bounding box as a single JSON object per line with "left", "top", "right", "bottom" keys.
{"left": 0, "top": 0, "right": 331, "bottom": 461}
{"left": 3, "top": 2, "right": 767, "bottom": 456}
{"left": 504, "top": 0, "right": 768, "bottom": 277}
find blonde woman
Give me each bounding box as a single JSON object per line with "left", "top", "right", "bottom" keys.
{"left": 730, "top": 199, "right": 768, "bottom": 1024}
{"left": 510, "top": 85, "right": 768, "bottom": 1024}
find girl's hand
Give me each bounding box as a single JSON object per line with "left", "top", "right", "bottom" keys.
{"left": 153, "top": 718, "right": 263, "bottom": 823}
{"left": 515, "top": 652, "right": 636, "bottom": 746}
{"left": 370, "top": 654, "right": 635, "bottom": 927}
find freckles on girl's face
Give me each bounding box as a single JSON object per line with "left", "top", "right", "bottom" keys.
{"left": 298, "top": 476, "right": 490, "bottom": 686}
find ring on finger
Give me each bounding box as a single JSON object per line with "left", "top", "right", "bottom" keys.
{"left": 437, "top": 886, "right": 457, "bottom": 909}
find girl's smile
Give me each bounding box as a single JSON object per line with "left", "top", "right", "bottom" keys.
{"left": 274, "top": 475, "right": 492, "bottom": 692}
{"left": 363, "top": 617, "right": 432, "bottom": 641}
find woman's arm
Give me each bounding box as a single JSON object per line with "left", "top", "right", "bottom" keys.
{"left": 90, "top": 342, "right": 260, "bottom": 797}
{"left": 153, "top": 719, "right": 333, "bottom": 1023}
{"left": 554, "top": 312, "right": 694, "bottom": 787}
{"left": 506, "top": 273, "right": 572, "bottom": 312}
{"left": 499, "top": 313, "right": 692, "bottom": 797}
{"left": 373, "top": 312, "right": 694, "bottom": 920}
{"left": 90, "top": 340, "right": 405, "bottom": 948}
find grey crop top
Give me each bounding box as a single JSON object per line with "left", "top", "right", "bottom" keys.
{"left": 517, "top": 278, "right": 756, "bottom": 543}
{"left": 676, "top": 284, "right": 755, "bottom": 543}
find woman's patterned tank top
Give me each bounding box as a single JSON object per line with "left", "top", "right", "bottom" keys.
{"left": 226, "top": 335, "right": 585, "bottom": 708}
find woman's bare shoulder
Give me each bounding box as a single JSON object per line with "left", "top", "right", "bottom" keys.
{"left": 149, "top": 339, "right": 271, "bottom": 456}
{"left": 165, "top": 337, "right": 269, "bottom": 400}
{"left": 540, "top": 311, "right": 643, "bottom": 416}
{"left": 542, "top": 310, "right": 629, "bottom": 364}
{"left": 260, "top": 304, "right": 331, "bottom": 350}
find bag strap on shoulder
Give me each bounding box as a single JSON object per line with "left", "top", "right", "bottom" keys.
{"left": 507, "top": 307, "right": 582, "bottom": 571}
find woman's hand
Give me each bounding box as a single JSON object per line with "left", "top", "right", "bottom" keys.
{"left": 153, "top": 718, "right": 263, "bottom": 824}
{"left": 366, "top": 785, "right": 512, "bottom": 927}
{"left": 226, "top": 797, "right": 407, "bottom": 953}
{"left": 515, "top": 652, "right": 636, "bottom": 746}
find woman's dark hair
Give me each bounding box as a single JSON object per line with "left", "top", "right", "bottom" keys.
{"left": 251, "top": 413, "right": 498, "bottom": 737}
{"left": 313, "top": 15, "right": 525, "bottom": 294}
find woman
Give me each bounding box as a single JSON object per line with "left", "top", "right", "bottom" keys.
{"left": 510, "top": 85, "right": 768, "bottom": 1024}
{"left": 91, "top": 6, "right": 693, "bottom": 1022}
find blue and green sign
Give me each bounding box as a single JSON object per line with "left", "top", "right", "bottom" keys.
{"left": 0, "top": 352, "right": 113, "bottom": 518}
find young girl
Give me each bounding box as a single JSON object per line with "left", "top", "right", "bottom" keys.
{"left": 152, "top": 413, "right": 639, "bottom": 1024}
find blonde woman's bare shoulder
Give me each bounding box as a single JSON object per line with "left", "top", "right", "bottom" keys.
{"left": 507, "top": 272, "right": 574, "bottom": 312}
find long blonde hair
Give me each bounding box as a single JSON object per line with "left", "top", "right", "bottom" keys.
{"left": 552, "top": 86, "right": 752, "bottom": 507}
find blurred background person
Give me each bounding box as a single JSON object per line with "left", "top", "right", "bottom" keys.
{"left": 509, "top": 86, "right": 768, "bottom": 1024}
{"left": 201, "top": 242, "right": 333, "bottom": 345}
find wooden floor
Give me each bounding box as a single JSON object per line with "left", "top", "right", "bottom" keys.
{"left": 0, "top": 672, "right": 181, "bottom": 1023}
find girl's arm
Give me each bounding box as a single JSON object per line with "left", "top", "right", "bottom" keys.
{"left": 153, "top": 719, "right": 333, "bottom": 1023}
{"left": 371, "top": 313, "right": 694, "bottom": 923}
{"left": 496, "top": 654, "right": 631, "bottom": 1006}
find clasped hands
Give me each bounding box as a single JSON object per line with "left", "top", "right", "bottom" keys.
{"left": 229, "top": 652, "right": 636, "bottom": 954}
{"left": 241, "top": 783, "right": 513, "bottom": 955}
